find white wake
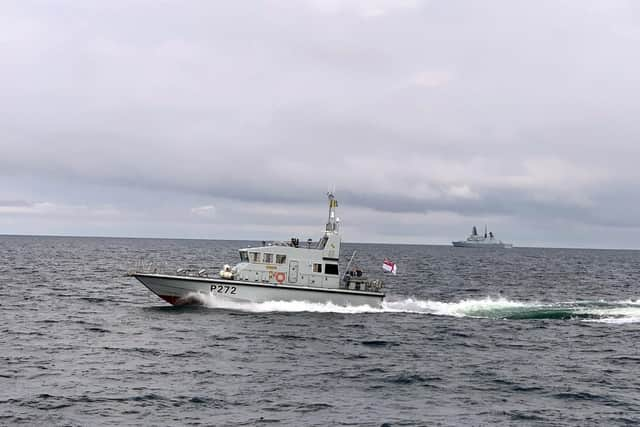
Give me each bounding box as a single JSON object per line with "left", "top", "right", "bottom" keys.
{"left": 187, "top": 293, "right": 640, "bottom": 323}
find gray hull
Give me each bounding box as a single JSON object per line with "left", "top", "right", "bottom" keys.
{"left": 132, "top": 273, "right": 385, "bottom": 307}
{"left": 452, "top": 241, "right": 513, "bottom": 248}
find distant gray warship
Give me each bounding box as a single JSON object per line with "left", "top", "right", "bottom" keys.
{"left": 129, "top": 193, "right": 385, "bottom": 306}
{"left": 452, "top": 226, "right": 513, "bottom": 248}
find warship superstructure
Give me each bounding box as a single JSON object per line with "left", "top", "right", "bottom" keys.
{"left": 452, "top": 225, "right": 513, "bottom": 248}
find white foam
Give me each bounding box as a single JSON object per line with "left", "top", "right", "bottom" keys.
{"left": 580, "top": 306, "right": 640, "bottom": 324}
{"left": 191, "top": 292, "right": 640, "bottom": 323}
{"left": 385, "top": 296, "right": 537, "bottom": 317}
{"left": 190, "top": 292, "right": 380, "bottom": 313}
{"left": 612, "top": 299, "right": 640, "bottom": 306}
{"left": 195, "top": 293, "right": 538, "bottom": 316}
{"left": 585, "top": 317, "right": 640, "bottom": 324}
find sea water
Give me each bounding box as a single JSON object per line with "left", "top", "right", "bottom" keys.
{"left": 2, "top": 236, "right": 640, "bottom": 425}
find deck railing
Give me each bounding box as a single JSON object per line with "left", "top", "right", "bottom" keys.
{"left": 128, "top": 260, "right": 209, "bottom": 278}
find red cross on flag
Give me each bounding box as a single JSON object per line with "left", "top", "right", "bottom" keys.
{"left": 382, "top": 258, "right": 397, "bottom": 275}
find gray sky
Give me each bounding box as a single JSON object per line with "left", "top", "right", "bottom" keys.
{"left": 2, "top": 0, "right": 640, "bottom": 248}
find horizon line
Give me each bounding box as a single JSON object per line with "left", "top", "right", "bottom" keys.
{"left": 1, "top": 232, "right": 638, "bottom": 251}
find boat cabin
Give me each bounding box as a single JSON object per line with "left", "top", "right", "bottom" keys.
{"left": 220, "top": 193, "right": 373, "bottom": 291}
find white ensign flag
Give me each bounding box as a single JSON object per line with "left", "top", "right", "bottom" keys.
{"left": 382, "top": 258, "right": 397, "bottom": 275}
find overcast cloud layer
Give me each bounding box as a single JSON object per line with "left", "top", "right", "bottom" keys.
{"left": 2, "top": 0, "right": 640, "bottom": 248}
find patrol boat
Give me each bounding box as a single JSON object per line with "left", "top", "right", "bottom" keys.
{"left": 452, "top": 225, "right": 513, "bottom": 248}
{"left": 129, "top": 193, "right": 385, "bottom": 306}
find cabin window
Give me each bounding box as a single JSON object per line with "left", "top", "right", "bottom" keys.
{"left": 313, "top": 263, "right": 322, "bottom": 273}
{"left": 263, "top": 253, "right": 274, "bottom": 263}
{"left": 317, "top": 236, "right": 328, "bottom": 249}
{"left": 276, "top": 254, "right": 286, "bottom": 264}
{"left": 239, "top": 251, "right": 248, "bottom": 262}
{"left": 249, "top": 252, "right": 260, "bottom": 263}
{"left": 325, "top": 264, "right": 339, "bottom": 275}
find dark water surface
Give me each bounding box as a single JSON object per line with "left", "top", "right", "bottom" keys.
{"left": 2, "top": 235, "right": 640, "bottom": 425}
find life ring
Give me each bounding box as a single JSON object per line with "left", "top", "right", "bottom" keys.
{"left": 274, "top": 272, "right": 286, "bottom": 284}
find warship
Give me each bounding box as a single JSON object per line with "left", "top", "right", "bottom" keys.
{"left": 129, "top": 193, "right": 385, "bottom": 306}
{"left": 452, "top": 225, "right": 513, "bottom": 248}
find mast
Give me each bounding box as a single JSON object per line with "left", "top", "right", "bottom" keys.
{"left": 326, "top": 192, "right": 339, "bottom": 233}
{"left": 323, "top": 192, "right": 341, "bottom": 258}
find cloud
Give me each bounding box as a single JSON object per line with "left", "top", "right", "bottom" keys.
{"left": 447, "top": 185, "right": 478, "bottom": 200}
{"left": 410, "top": 70, "right": 453, "bottom": 88}
{"left": 0, "top": 200, "right": 120, "bottom": 218}
{"left": 1, "top": 1, "right": 640, "bottom": 247}
{"left": 190, "top": 205, "right": 217, "bottom": 218}
{"left": 0, "top": 201, "right": 53, "bottom": 215}
{"left": 308, "top": 0, "right": 420, "bottom": 18}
